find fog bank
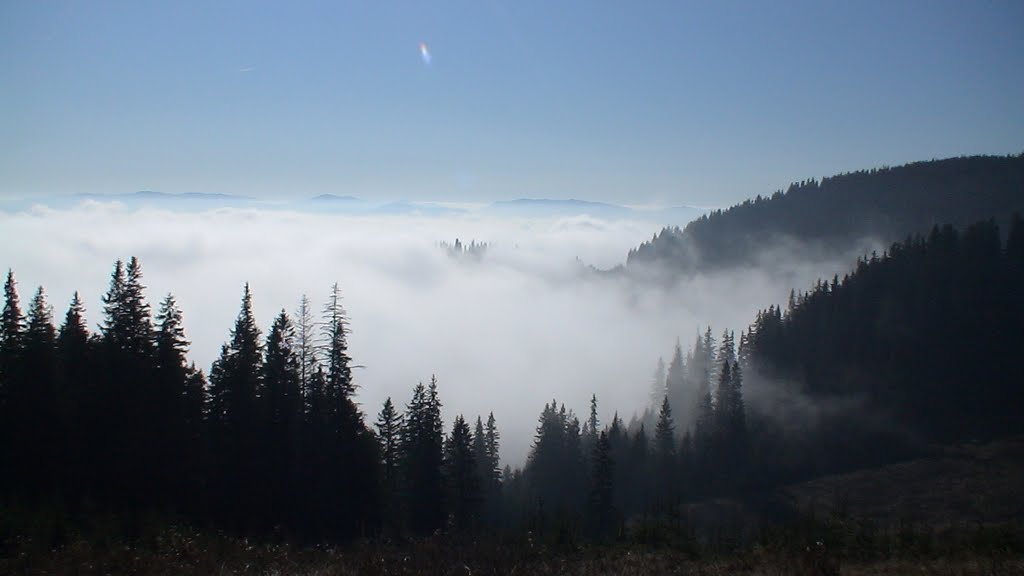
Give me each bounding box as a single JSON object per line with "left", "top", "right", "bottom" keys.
{"left": 0, "top": 202, "right": 870, "bottom": 465}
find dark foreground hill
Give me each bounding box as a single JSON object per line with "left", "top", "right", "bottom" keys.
{"left": 785, "top": 436, "right": 1024, "bottom": 528}
{"left": 625, "top": 154, "right": 1024, "bottom": 273}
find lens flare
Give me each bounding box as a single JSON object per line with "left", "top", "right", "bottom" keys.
{"left": 419, "top": 42, "right": 431, "bottom": 65}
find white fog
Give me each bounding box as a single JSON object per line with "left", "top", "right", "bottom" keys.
{"left": 0, "top": 201, "right": 876, "bottom": 465}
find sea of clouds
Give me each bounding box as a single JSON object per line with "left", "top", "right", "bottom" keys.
{"left": 0, "top": 201, "right": 870, "bottom": 465}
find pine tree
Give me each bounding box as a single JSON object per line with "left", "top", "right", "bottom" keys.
{"left": 649, "top": 357, "right": 667, "bottom": 409}
{"left": 714, "top": 360, "right": 733, "bottom": 440}
{"left": 122, "top": 257, "right": 153, "bottom": 356}
{"left": 261, "top": 310, "right": 303, "bottom": 526}
{"left": 655, "top": 396, "right": 676, "bottom": 460}
{"left": 473, "top": 416, "right": 488, "bottom": 490}
{"left": 583, "top": 393, "right": 599, "bottom": 450}
{"left": 376, "top": 397, "right": 403, "bottom": 532}
{"left": 654, "top": 395, "right": 677, "bottom": 505}
{"left": 294, "top": 295, "right": 319, "bottom": 399}
{"left": 321, "top": 283, "right": 354, "bottom": 401}
{"left": 19, "top": 287, "right": 58, "bottom": 493}
{"left": 208, "top": 283, "right": 263, "bottom": 436}
{"left": 56, "top": 292, "right": 93, "bottom": 500}
{"left": 588, "top": 430, "right": 614, "bottom": 540}
{"left": 152, "top": 293, "right": 192, "bottom": 507}
{"left": 263, "top": 311, "right": 302, "bottom": 433}
{"left": 702, "top": 326, "right": 717, "bottom": 392}
{"left": 1, "top": 270, "right": 26, "bottom": 427}
{"left": 444, "top": 415, "right": 480, "bottom": 531}
{"left": 401, "top": 376, "right": 446, "bottom": 534}
{"left": 206, "top": 283, "right": 264, "bottom": 526}
{"left": 665, "top": 342, "right": 686, "bottom": 425}
{"left": 98, "top": 258, "right": 157, "bottom": 507}
{"left": 484, "top": 412, "right": 501, "bottom": 485}
{"left": 100, "top": 260, "right": 125, "bottom": 349}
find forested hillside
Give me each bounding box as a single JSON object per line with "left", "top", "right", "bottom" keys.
{"left": 738, "top": 215, "right": 1024, "bottom": 483}
{"left": 626, "top": 154, "right": 1024, "bottom": 272}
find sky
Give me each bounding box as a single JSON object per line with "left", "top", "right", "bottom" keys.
{"left": 2, "top": 0, "right": 1022, "bottom": 206}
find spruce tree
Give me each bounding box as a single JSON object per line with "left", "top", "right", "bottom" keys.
{"left": 654, "top": 395, "right": 677, "bottom": 506}
{"left": 56, "top": 292, "right": 92, "bottom": 500}
{"left": 401, "top": 377, "right": 446, "bottom": 534}
{"left": 98, "top": 257, "right": 156, "bottom": 507}
{"left": 588, "top": 430, "right": 614, "bottom": 540}
{"left": 473, "top": 416, "right": 488, "bottom": 490}
{"left": 444, "top": 415, "right": 480, "bottom": 531}
{"left": 261, "top": 310, "right": 303, "bottom": 526}
{"left": 376, "top": 397, "right": 403, "bottom": 533}
{"left": 649, "top": 357, "right": 667, "bottom": 410}
{"left": 153, "top": 293, "right": 191, "bottom": 505}
{"left": 321, "top": 283, "right": 354, "bottom": 401}
{"left": 484, "top": 412, "right": 501, "bottom": 486}
{"left": 19, "top": 287, "right": 58, "bottom": 493}
{"left": 206, "top": 283, "right": 263, "bottom": 526}
{"left": 583, "top": 393, "right": 599, "bottom": 451}
{"left": 294, "top": 295, "right": 319, "bottom": 399}
{"left": 655, "top": 396, "right": 676, "bottom": 459}
{"left": 1, "top": 270, "right": 26, "bottom": 429}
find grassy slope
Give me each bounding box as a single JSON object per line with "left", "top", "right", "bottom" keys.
{"left": 784, "top": 436, "right": 1024, "bottom": 527}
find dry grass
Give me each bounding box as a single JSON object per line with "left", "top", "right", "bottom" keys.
{"left": 4, "top": 527, "right": 1024, "bottom": 576}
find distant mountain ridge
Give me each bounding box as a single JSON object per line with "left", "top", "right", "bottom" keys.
{"left": 1, "top": 191, "right": 708, "bottom": 224}
{"left": 625, "top": 154, "right": 1024, "bottom": 273}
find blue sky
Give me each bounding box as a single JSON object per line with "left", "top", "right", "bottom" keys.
{"left": 2, "top": 0, "right": 1022, "bottom": 206}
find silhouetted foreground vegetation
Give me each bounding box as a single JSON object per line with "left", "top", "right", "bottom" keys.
{"left": 3, "top": 512, "right": 1023, "bottom": 575}
{"left": 3, "top": 212, "right": 1024, "bottom": 569}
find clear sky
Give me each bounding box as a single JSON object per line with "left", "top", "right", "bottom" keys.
{"left": 2, "top": 0, "right": 1022, "bottom": 206}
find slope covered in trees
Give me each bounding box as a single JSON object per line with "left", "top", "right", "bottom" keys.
{"left": 626, "top": 154, "right": 1024, "bottom": 273}
{"left": 739, "top": 215, "right": 1024, "bottom": 483}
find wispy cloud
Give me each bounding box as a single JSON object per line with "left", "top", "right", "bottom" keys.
{"left": 238, "top": 66, "right": 256, "bottom": 73}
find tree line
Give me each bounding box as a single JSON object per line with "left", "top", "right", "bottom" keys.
{"left": 626, "top": 154, "right": 1024, "bottom": 272}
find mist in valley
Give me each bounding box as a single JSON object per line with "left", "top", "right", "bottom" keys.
{"left": 0, "top": 200, "right": 876, "bottom": 465}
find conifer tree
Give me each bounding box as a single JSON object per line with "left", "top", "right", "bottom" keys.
{"left": 376, "top": 397, "right": 403, "bottom": 532}
{"left": 587, "top": 430, "right": 614, "bottom": 540}
{"left": 484, "top": 412, "right": 501, "bottom": 483}
{"left": 56, "top": 292, "right": 92, "bottom": 499}
{"left": 261, "top": 310, "right": 302, "bottom": 525}
{"left": 655, "top": 396, "right": 676, "bottom": 461}
{"left": 649, "top": 357, "right": 667, "bottom": 409}
{"left": 263, "top": 310, "right": 302, "bottom": 434}
{"left": 444, "top": 415, "right": 480, "bottom": 530}
{"left": 294, "top": 295, "right": 319, "bottom": 398}
{"left": 18, "top": 287, "right": 58, "bottom": 492}
{"left": 206, "top": 283, "right": 263, "bottom": 525}
{"left": 1, "top": 270, "right": 26, "bottom": 457}
{"left": 473, "top": 416, "right": 488, "bottom": 488}
{"left": 401, "top": 377, "right": 446, "bottom": 534}
{"left": 97, "top": 258, "right": 157, "bottom": 507}
{"left": 583, "top": 393, "right": 599, "bottom": 450}
{"left": 208, "top": 283, "right": 263, "bottom": 436}
{"left": 152, "top": 293, "right": 192, "bottom": 506}
{"left": 665, "top": 342, "right": 686, "bottom": 425}
{"left": 321, "top": 283, "right": 354, "bottom": 400}
{"left": 654, "top": 395, "right": 677, "bottom": 505}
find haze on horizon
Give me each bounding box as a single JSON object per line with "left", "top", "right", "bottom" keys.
{"left": 2, "top": 1, "right": 1023, "bottom": 206}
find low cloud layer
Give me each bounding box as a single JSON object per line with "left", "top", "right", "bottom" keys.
{"left": 0, "top": 202, "right": 870, "bottom": 465}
